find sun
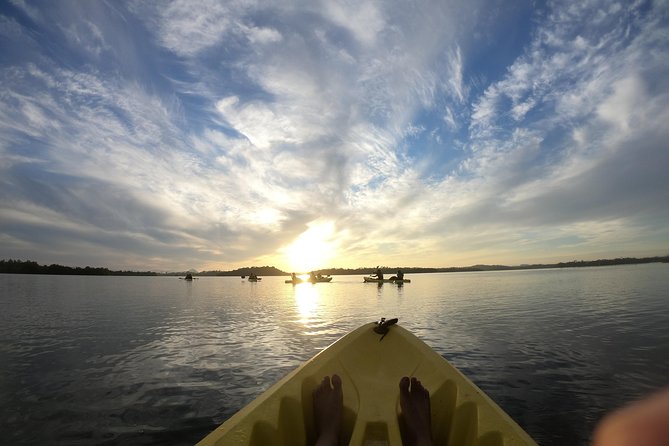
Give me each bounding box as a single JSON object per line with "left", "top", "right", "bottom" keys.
{"left": 283, "top": 221, "right": 337, "bottom": 273}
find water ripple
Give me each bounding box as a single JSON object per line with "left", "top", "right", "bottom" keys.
{"left": 1, "top": 266, "right": 668, "bottom": 445}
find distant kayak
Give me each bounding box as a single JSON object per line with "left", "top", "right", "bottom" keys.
{"left": 196, "top": 319, "right": 537, "bottom": 446}
{"left": 363, "top": 276, "right": 411, "bottom": 283}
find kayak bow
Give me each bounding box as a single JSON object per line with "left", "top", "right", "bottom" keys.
{"left": 197, "top": 320, "right": 537, "bottom": 446}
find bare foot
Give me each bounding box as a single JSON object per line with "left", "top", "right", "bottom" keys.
{"left": 313, "top": 374, "right": 343, "bottom": 446}
{"left": 400, "top": 376, "right": 434, "bottom": 446}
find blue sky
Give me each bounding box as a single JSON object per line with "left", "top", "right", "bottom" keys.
{"left": 1, "top": 0, "right": 668, "bottom": 272}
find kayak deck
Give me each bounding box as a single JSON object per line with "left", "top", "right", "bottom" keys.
{"left": 197, "top": 321, "right": 537, "bottom": 446}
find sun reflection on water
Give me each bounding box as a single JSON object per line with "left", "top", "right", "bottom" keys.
{"left": 293, "top": 283, "right": 321, "bottom": 327}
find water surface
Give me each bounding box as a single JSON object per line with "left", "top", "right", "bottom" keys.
{"left": 1, "top": 264, "right": 668, "bottom": 445}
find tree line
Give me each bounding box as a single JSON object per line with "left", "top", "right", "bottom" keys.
{"left": 0, "top": 259, "right": 159, "bottom": 276}
{"left": 1, "top": 256, "right": 667, "bottom": 277}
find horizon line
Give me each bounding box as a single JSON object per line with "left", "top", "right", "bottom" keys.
{"left": 1, "top": 255, "right": 668, "bottom": 275}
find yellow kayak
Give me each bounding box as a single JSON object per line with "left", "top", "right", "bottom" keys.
{"left": 197, "top": 319, "right": 537, "bottom": 446}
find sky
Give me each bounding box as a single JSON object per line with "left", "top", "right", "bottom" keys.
{"left": 1, "top": 0, "right": 668, "bottom": 272}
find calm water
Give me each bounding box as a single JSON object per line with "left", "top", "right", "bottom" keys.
{"left": 1, "top": 264, "right": 668, "bottom": 445}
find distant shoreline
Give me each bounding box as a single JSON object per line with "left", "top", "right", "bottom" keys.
{"left": 1, "top": 256, "right": 667, "bottom": 277}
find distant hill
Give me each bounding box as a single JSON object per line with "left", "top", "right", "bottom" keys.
{"left": 1, "top": 256, "right": 667, "bottom": 276}
{"left": 198, "top": 266, "right": 287, "bottom": 276}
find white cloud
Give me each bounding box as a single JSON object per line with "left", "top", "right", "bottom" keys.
{"left": 1, "top": 0, "right": 668, "bottom": 270}
{"left": 596, "top": 75, "right": 646, "bottom": 132}
{"left": 243, "top": 25, "right": 282, "bottom": 44}
{"left": 149, "top": 0, "right": 235, "bottom": 56}
{"left": 216, "top": 96, "right": 314, "bottom": 149}
{"left": 445, "top": 45, "right": 465, "bottom": 103}
{"left": 61, "top": 20, "right": 110, "bottom": 56}
{"left": 323, "top": 0, "right": 385, "bottom": 47}
{"left": 0, "top": 14, "right": 25, "bottom": 38}
{"left": 9, "top": 0, "right": 42, "bottom": 23}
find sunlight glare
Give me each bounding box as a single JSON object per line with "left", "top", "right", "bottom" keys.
{"left": 284, "top": 221, "right": 337, "bottom": 272}
{"left": 294, "top": 283, "right": 320, "bottom": 326}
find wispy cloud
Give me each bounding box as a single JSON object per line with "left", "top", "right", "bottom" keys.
{"left": 0, "top": 0, "right": 667, "bottom": 270}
